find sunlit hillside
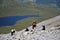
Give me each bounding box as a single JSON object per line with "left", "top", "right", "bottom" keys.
{"left": 0, "top": 0, "right": 60, "bottom": 34}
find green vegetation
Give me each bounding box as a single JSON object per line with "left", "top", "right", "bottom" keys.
{"left": 0, "top": 0, "right": 60, "bottom": 34}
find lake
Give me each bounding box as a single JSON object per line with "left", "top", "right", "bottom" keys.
{"left": 0, "top": 15, "right": 40, "bottom": 26}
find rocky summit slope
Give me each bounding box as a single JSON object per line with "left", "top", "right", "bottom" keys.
{"left": 0, "top": 15, "right": 60, "bottom": 40}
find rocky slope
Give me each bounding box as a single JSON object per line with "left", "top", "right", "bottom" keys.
{"left": 0, "top": 15, "right": 60, "bottom": 40}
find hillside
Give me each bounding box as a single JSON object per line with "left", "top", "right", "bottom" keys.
{"left": 0, "top": 15, "right": 60, "bottom": 40}
{"left": 0, "top": 0, "right": 60, "bottom": 34}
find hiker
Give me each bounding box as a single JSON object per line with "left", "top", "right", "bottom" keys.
{"left": 42, "top": 25, "right": 45, "bottom": 30}
{"left": 32, "top": 21, "right": 37, "bottom": 29}
{"left": 25, "top": 28, "right": 29, "bottom": 31}
{"left": 11, "top": 29, "right": 16, "bottom": 36}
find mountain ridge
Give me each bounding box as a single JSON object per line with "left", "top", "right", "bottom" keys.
{"left": 16, "top": 0, "right": 60, "bottom": 8}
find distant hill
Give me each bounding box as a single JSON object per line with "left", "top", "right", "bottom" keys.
{"left": 36, "top": 0, "right": 60, "bottom": 8}
{"left": 0, "top": 0, "right": 60, "bottom": 17}
{"left": 16, "top": 0, "right": 60, "bottom": 8}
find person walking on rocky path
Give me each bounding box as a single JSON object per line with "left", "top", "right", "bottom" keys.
{"left": 32, "top": 21, "right": 37, "bottom": 29}
{"left": 11, "top": 29, "right": 16, "bottom": 36}
{"left": 42, "top": 25, "right": 45, "bottom": 30}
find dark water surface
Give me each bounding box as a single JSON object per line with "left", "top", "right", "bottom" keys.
{"left": 0, "top": 15, "right": 40, "bottom": 26}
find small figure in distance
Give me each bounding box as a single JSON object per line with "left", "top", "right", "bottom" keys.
{"left": 42, "top": 25, "right": 45, "bottom": 30}
{"left": 25, "top": 28, "right": 29, "bottom": 32}
{"left": 11, "top": 29, "right": 16, "bottom": 36}
{"left": 32, "top": 21, "right": 37, "bottom": 29}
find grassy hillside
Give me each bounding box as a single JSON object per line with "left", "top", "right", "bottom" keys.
{"left": 0, "top": 0, "right": 60, "bottom": 34}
